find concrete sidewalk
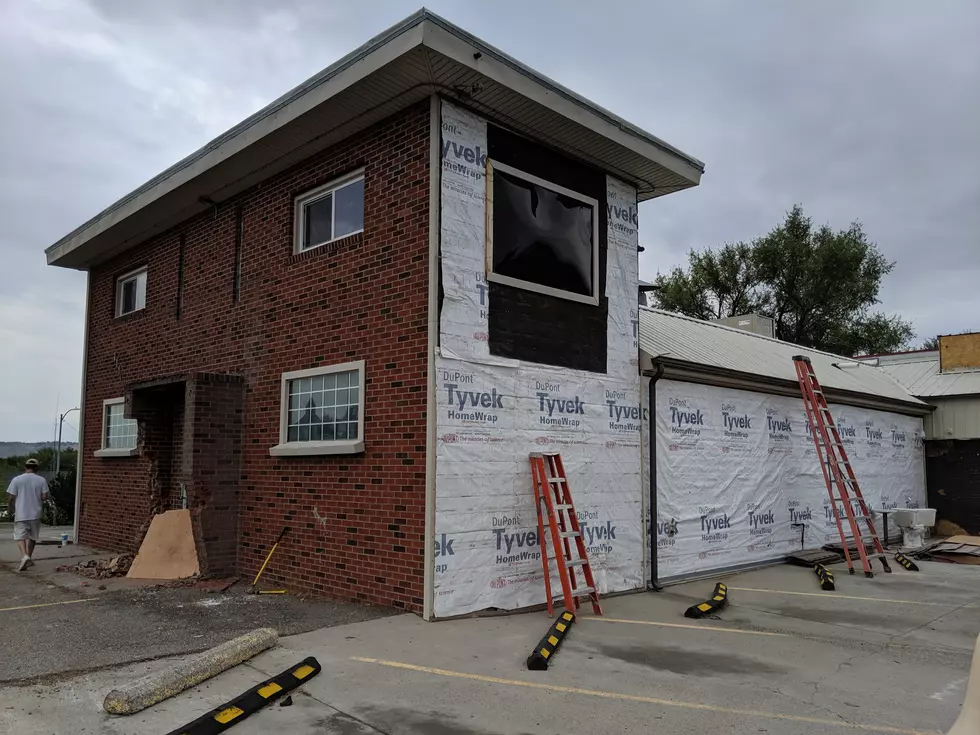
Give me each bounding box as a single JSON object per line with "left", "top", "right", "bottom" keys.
{"left": 3, "top": 559, "right": 978, "bottom": 734}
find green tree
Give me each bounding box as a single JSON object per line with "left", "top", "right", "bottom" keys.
{"left": 45, "top": 466, "right": 76, "bottom": 525}
{"left": 921, "top": 336, "right": 939, "bottom": 350}
{"left": 654, "top": 242, "right": 760, "bottom": 320}
{"left": 652, "top": 205, "right": 914, "bottom": 356}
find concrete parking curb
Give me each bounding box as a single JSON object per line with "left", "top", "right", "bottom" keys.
{"left": 103, "top": 628, "right": 279, "bottom": 715}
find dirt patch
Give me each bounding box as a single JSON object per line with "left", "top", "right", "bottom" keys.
{"left": 594, "top": 642, "right": 785, "bottom": 677}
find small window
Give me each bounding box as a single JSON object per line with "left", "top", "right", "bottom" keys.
{"left": 94, "top": 398, "right": 138, "bottom": 457}
{"left": 116, "top": 267, "right": 147, "bottom": 317}
{"left": 487, "top": 161, "right": 599, "bottom": 305}
{"left": 294, "top": 172, "right": 364, "bottom": 253}
{"left": 270, "top": 360, "right": 366, "bottom": 456}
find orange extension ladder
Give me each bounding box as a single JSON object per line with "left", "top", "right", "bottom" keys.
{"left": 793, "top": 355, "right": 891, "bottom": 577}
{"left": 529, "top": 452, "right": 602, "bottom": 615}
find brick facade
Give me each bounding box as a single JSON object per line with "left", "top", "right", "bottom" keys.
{"left": 80, "top": 103, "right": 430, "bottom": 611}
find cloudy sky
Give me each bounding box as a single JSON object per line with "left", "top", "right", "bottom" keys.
{"left": 1, "top": 0, "right": 978, "bottom": 440}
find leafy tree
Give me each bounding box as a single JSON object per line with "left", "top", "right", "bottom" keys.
{"left": 45, "top": 466, "right": 76, "bottom": 525}
{"left": 654, "top": 242, "right": 760, "bottom": 320}
{"left": 652, "top": 205, "right": 914, "bottom": 356}
{"left": 1, "top": 447, "right": 76, "bottom": 473}
{"left": 921, "top": 336, "right": 939, "bottom": 350}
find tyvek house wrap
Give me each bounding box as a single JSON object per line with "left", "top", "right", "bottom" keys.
{"left": 434, "top": 101, "right": 644, "bottom": 617}
{"left": 654, "top": 379, "right": 927, "bottom": 581}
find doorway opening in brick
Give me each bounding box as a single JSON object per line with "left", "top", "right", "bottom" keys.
{"left": 130, "top": 379, "right": 187, "bottom": 519}
{"left": 127, "top": 373, "right": 244, "bottom": 577}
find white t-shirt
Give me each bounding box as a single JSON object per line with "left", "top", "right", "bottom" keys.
{"left": 6, "top": 472, "right": 49, "bottom": 522}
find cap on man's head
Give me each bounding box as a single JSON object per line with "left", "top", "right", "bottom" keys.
{"left": 24, "top": 458, "right": 40, "bottom": 468}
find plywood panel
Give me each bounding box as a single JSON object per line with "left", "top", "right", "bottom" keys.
{"left": 127, "top": 509, "right": 200, "bottom": 580}
{"left": 940, "top": 333, "right": 980, "bottom": 371}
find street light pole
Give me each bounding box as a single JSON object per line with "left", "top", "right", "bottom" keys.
{"left": 55, "top": 407, "right": 79, "bottom": 475}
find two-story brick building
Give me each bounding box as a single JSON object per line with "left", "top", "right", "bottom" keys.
{"left": 46, "top": 10, "right": 704, "bottom": 619}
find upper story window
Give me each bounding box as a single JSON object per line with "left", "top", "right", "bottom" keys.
{"left": 94, "top": 397, "right": 139, "bottom": 458}
{"left": 116, "top": 267, "right": 147, "bottom": 317}
{"left": 487, "top": 160, "right": 598, "bottom": 306}
{"left": 294, "top": 171, "right": 365, "bottom": 253}
{"left": 270, "top": 360, "right": 366, "bottom": 457}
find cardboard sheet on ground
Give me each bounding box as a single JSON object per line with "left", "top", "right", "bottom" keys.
{"left": 931, "top": 536, "right": 980, "bottom": 565}
{"left": 128, "top": 509, "right": 200, "bottom": 580}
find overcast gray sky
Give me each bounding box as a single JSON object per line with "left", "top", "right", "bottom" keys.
{"left": 1, "top": 0, "right": 978, "bottom": 441}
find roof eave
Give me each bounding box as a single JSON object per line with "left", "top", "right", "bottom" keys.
{"left": 419, "top": 15, "right": 704, "bottom": 185}
{"left": 652, "top": 357, "right": 932, "bottom": 417}
{"left": 45, "top": 9, "right": 704, "bottom": 270}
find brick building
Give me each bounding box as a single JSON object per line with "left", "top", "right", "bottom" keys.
{"left": 46, "top": 10, "right": 703, "bottom": 619}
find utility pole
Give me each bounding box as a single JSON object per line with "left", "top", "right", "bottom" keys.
{"left": 55, "top": 407, "right": 79, "bottom": 475}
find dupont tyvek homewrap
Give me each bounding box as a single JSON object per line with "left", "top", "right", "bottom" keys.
{"left": 434, "top": 101, "right": 644, "bottom": 617}
{"left": 654, "top": 379, "right": 927, "bottom": 582}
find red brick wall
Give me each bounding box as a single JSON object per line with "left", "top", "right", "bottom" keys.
{"left": 80, "top": 103, "right": 430, "bottom": 611}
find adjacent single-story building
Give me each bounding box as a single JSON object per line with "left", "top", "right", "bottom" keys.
{"left": 861, "top": 335, "right": 980, "bottom": 534}
{"left": 639, "top": 309, "right": 930, "bottom": 584}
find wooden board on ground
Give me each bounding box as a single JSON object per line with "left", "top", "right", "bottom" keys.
{"left": 127, "top": 509, "right": 200, "bottom": 580}
{"left": 787, "top": 548, "right": 843, "bottom": 567}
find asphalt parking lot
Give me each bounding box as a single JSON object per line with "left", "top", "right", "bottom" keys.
{"left": 0, "top": 526, "right": 393, "bottom": 683}
{"left": 3, "top": 557, "right": 977, "bottom": 734}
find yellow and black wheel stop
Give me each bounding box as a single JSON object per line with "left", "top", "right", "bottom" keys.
{"left": 813, "top": 563, "right": 836, "bottom": 590}
{"left": 683, "top": 582, "right": 728, "bottom": 619}
{"left": 527, "top": 610, "right": 576, "bottom": 670}
{"left": 894, "top": 552, "right": 920, "bottom": 571}
{"left": 164, "top": 657, "right": 321, "bottom": 735}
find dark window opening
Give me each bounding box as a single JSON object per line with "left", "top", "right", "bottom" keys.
{"left": 490, "top": 163, "right": 597, "bottom": 303}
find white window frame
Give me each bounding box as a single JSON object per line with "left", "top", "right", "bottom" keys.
{"left": 115, "top": 267, "right": 147, "bottom": 317}
{"left": 486, "top": 160, "right": 600, "bottom": 306}
{"left": 270, "top": 360, "right": 366, "bottom": 457}
{"left": 93, "top": 397, "right": 139, "bottom": 458}
{"left": 293, "top": 169, "right": 365, "bottom": 254}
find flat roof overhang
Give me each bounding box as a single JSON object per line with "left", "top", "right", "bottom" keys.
{"left": 46, "top": 9, "right": 704, "bottom": 270}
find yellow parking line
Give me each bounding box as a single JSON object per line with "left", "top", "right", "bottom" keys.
{"left": 0, "top": 598, "right": 93, "bottom": 614}
{"left": 729, "top": 586, "right": 965, "bottom": 607}
{"left": 583, "top": 617, "right": 788, "bottom": 637}
{"left": 350, "top": 657, "right": 939, "bottom": 734}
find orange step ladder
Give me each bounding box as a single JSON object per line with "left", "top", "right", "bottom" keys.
{"left": 529, "top": 452, "right": 602, "bottom": 615}
{"left": 793, "top": 355, "right": 891, "bottom": 577}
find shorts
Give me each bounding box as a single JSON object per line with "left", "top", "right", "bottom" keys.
{"left": 13, "top": 520, "right": 41, "bottom": 542}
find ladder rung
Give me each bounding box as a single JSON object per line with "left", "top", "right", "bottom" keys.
{"left": 554, "top": 504, "right": 573, "bottom": 511}
{"left": 548, "top": 477, "right": 566, "bottom": 484}
{"left": 572, "top": 586, "right": 595, "bottom": 597}
{"left": 566, "top": 558, "right": 587, "bottom": 568}
{"left": 559, "top": 530, "right": 580, "bottom": 539}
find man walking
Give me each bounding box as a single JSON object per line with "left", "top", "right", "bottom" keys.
{"left": 6, "top": 458, "right": 50, "bottom": 571}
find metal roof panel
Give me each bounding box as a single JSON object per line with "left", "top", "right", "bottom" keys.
{"left": 638, "top": 307, "right": 926, "bottom": 407}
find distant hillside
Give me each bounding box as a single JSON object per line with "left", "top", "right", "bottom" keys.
{"left": 0, "top": 441, "right": 78, "bottom": 459}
